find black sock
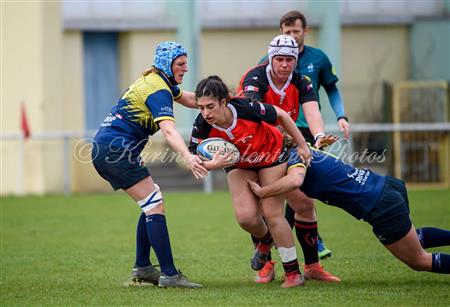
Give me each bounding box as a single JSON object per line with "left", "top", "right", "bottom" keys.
{"left": 432, "top": 253, "right": 450, "bottom": 273}
{"left": 251, "top": 235, "right": 259, "bottom": 248}
{"left": 295, "top": 219, "right": 319, "bottom": 265}
{"left": 284, "top": 204, "right": 295, "bottom": 229}
{"left": 258, "top": 230, "right": 273, "bottom": 246}
{"left": 135, "top": 213, "right": 151, "bottom": 268}
{"left": 416, "top": 227, "right": 450, "bottom": 249}
{"left": 282, "top": 259, "right": 300, "bottom": 275}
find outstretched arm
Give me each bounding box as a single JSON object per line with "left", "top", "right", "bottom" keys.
{"left": 248, "top": 166, "right": 306, "bottom": 198}
{"left": 324, "top": 83, "right": 350, "bottom": 138}
{"left": 159, "top": 120, "right": 208, "bottom": 179}
{"left": 301, "top": 100, "right": 325, "bottom": 141}
{"left": 175, "top": 91, "right": 197, "bottom": 109}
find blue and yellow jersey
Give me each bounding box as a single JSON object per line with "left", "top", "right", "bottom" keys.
{"left": 259, "top": 45, "right": 339, "bottom": 127}
{"left": 94, "top": 72, "right": 182, "bottom": 152}
{"left": 287, "top": 148, "right": 385, "bottom": 220}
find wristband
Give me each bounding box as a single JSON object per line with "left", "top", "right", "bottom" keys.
{"left": 337, "top": 116, "right": 349, "bottom": 122}
{"left": 314, "top": 132, "right": 325, "bottom": 142}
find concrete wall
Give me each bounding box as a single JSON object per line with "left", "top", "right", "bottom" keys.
{"left": 341, "top": 26, "right": 409, "bottom": 123}
{"left": 2, "top": 2, "right": 63, "bottom": 194}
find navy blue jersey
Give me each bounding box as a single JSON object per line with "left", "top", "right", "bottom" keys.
{"left": 94, "top": 72, "right": 182, "bottom": 153}
{"left": 288, "top": 148, "right": 385, "bottom": 220}
{"left": 259, "top": 45, "right": 338, "bottom": 127}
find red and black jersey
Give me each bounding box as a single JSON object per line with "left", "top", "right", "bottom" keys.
{"left": 189, "top": 97, "right": 284, "bottom": 169}
{"left": 237, "top": 64, "right": 317, "bottom": 121}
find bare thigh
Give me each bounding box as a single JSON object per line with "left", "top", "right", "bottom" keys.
{"left": 384, "top": 225, "right": 432, "bottom": 271}
{"left": 227, "top": 169, "right": 266, "bottom": 237}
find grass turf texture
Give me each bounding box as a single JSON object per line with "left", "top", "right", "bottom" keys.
{"left": 1, "top": 189, "right": 449, "bottom": 306}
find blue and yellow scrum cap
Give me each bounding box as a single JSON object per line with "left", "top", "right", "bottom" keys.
{"left": 153, "top": 42, "right": 187, "bottom": 78}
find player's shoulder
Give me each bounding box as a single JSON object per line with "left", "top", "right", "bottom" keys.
{"left": 244, "top": 64, "right": 267, "bottom": 79}
{"left": 304, "top": 45, "right": 329, "bottom": 59}
{"left": 258, "top": 54, "right": 269, "bottom": 65}
{"left": 291, "top": 70, "right": 312, "bottom": 86}
{"left": 229, "top": 97, "right": 261, "bottom": 115}
{"left": 229, "top": 96, "right": 252, "bottom": 109}
{"left": 143, "top": 72, "right": 172, "bottom": 93}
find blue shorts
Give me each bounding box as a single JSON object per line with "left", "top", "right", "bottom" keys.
{"left": 91, "top": 143, "right": 150, "bottom": 190}
{"left": 364, "top": 176, "right": 412, "bottom": 245}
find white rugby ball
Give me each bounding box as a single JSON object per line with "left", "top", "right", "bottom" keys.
{"left": 196, "top": 138, "right": 240, "bottom": 164}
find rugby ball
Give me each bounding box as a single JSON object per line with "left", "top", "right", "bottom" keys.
{"left": 196, "top": 138, "right": 240, "bottom": 164}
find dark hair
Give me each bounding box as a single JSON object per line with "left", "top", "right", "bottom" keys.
{"left": 195, "top": 75, "right": 230, "bottom": 101}
{"left": 279, "top": 10, "right": 307, "bottom": 29}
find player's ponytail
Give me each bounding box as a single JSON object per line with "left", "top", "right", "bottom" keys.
{"left": 195, "top": 75, "right": 231, "bottom": 102}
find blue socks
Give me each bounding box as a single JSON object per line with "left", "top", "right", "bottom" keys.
{"left": 135, "top": 213, "right": 151, "bottom": 268}
{"left": 432, "top": 253, "right": 450, "bottom": 273}
{"left": 416, "top": 227, "right": 450, "bottom": 249}
{"left": 145, "top": 214, "right": 178, "bottom": 276}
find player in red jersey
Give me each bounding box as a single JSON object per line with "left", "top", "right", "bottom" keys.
{"left": 189, "top": 75, "right": 311, "bottom": 288}
{"left": 238, "top": 35, "right": 340, "bottom": 283}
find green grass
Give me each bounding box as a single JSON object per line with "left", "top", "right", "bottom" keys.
{"left": 1, "top": 189, "right": 449, "bottom": 306}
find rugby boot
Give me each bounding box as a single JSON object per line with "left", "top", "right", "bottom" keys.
{"left": 158, "top": 270, "right": 202, "bottom": 289}
{"left": 281, "top": 271, "right": 305, "bottom": 288}
{"left": 131, "top": 264, "right": 161, "bottom": 285}
{"left": 255, "top": 260, "right": 276, "bottom": 284}
{"left": 304, "top": 262, "right": 341, "bottom": 282}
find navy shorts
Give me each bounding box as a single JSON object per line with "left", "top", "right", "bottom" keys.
{"left": 364, "top": 176, "right": 412, "bottom": 245}
{"left": 91, "top": 143, "right": 150, "bottom": 190}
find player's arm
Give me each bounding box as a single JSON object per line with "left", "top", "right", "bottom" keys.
{"left": 147, "top": 90, "right": 207, "bottom": 179}
{"left": 202, "top": 151, "right": 235, "bottom": 170}
{"left": 324, "top": 83, "right": 350, "bottom": 138}
{"left": 241, "top": 69, "right": 265, "bottom": 102}
{"left": 158, "top": 120, "right": 207, "bottom": 179}
{"left": 248, "top": 166, "right": 306, "bottom": 198}
{"left": 302, "top": 101, "right": 325, "bottom": 141}
{"left": 175, "top": 90, "right": 197, "bottom": 109}
{"left": 298, "top": 77, "right": 327, "bottom": 147}
{"left": 188, "top": 118, "right": 234, "bottom": 171}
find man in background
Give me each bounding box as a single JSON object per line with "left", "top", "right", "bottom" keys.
{"left": 259, "top": 10, "right": 351, "bottom": 259}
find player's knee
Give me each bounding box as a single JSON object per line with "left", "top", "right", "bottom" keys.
{"left": 137, "top": 183, "right": 164, "bottom": 214}
{"left": 291, "top": 203, "right": 315, "bottom": 220}
{"left": 235, "top": 214, "right": 260, "bottom": 230}
{"left": 287, "top": 195, "right": 314, "bottom": 213}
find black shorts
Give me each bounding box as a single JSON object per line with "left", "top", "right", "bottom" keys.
{"left": 298, "top": 127, "right": 314, "bottom": 144}
{"left": 91, "top": 143, "right": 150, "bottom": 191}
{"left": 364, "top": 176, "right": 412, "bottom": 245}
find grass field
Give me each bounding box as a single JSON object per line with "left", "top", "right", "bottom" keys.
{"left": 1, "top": 189, "right": 449, "bottom": 306}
